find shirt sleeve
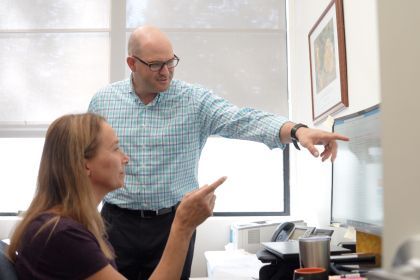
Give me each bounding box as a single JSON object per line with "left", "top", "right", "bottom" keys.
{"left": 39, "top": 225, "right": 111, "bottom": 280}
{"left": 194, "top": 87, "right": 288, "bottom": 150}
{"left": 88, "top": 93, "right": 99, "bottom": 113}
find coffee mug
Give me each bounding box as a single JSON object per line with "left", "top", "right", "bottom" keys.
{"left": 299, "top": 236, "right": 331, "bottom": 273}
{"left": 293, "top": 267, "right": 328, "bottom": 280}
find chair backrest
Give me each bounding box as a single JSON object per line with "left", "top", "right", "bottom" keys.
{"left": 0, "top": 240, "right": 18, "bottom": 280}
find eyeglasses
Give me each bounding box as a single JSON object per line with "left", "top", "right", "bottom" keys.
{"left": 132, "top": 55, "right": 180, "bottom": 72}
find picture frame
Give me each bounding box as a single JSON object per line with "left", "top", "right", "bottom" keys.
{"left": 308, "top": 0, "right": 348, "bottom": 123}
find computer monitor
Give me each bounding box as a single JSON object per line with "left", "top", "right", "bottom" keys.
{"left": 331, "top": 104, "right": 383, "bottom": 235}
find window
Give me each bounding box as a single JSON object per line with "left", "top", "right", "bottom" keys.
{"left": 0, "top": 0, "right": 110, "bottom": 214}
{"left": 0, "top": 0, "right": 110, "bottom": 123}
{"left": 0, "top": 138, "right": 44, "bottom": 213}
{"left": 199, "top": 139, "right": 289, "bottom": 215}
{"left": 0, "top": 0, "right": 289, "bottom": 215}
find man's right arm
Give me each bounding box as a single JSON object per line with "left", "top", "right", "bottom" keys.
{"left": 87, "top": 94, "right": 99, "bottom": 113}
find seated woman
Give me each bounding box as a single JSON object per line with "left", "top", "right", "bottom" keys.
{"left": 7, "top": 113, "right": 226, "bottom": 280}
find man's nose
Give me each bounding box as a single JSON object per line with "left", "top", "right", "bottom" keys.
{"left": 158, "top": 63, "right": 170, "bottom": 73}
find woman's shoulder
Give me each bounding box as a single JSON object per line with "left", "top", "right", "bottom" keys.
{"left": 28, "top": 213, "right": 95, "bottom": 242}
{"left": 16, "top": 214, "right": 111, "bottom": 279}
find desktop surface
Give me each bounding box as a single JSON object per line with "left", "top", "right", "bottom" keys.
{"left": 262, "top": 241, "right": 350, "bottom": 261}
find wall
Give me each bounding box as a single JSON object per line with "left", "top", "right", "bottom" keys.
{"left": 290, "top": 0, "right": 420, "bottom": 270}
{"left": 287, "top": 0, "right": 381, "bottom": 227}
{"left": 0, "top": 217, "right": 19, "bottom": 240}
{"left": 377, "top": 0, "right": 420, "bottom": 269}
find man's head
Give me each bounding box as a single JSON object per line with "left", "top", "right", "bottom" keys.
{"left": 127, "top": 26, "right": 178, "bottom": 98}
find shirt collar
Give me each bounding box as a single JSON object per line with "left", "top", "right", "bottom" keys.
{"left": 129, "top": 74, "right": 161, "bottom": 107}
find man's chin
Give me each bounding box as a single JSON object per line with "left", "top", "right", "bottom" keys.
{"left": 156, "top": 82, "right": 170, "bottom": 92}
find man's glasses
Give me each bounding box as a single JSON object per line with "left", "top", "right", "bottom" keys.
{"left": 132, "top": 55, "right": 180, "bottom": 72}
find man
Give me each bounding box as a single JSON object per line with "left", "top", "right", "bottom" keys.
{"left": 88, "top": 25, "right": 349, "bottom": 280}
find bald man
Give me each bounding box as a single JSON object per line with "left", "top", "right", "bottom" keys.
{"left": 88, "top": 25, "right": 348, "bottom": 280}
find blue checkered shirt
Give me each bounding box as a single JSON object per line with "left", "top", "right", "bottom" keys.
{"left": 88, "top": 78, "right": 288, "bottom": 210}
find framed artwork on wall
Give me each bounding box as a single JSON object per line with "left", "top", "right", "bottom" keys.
{"left": 308, "top": 0, "right": 348, "bottom": 123}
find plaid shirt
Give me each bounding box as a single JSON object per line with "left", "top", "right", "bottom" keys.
{"left": 88, "top": 78, "right": 287, "bottom": 210}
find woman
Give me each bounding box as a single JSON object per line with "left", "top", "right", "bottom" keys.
{"left": 7, "top": 113, "right": 226, "bottom": 280}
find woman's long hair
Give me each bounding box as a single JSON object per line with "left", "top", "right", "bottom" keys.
{"left": 7, "top": 113, "right": 114, "bottom": 260}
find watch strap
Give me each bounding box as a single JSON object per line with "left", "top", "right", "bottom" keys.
{"left": 291, "top": 123, "right": 308, "bottom": 150}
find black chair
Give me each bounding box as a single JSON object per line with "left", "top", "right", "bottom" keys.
{"left": 257, "top": 249, "right": 299, "bottom": 280}
{"left": 0, "top": 240, "right": 18, "bottom": 280}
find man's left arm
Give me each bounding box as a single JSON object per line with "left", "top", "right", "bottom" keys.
{"left": 196, "top": 90, "right": 349, "bottom": 159}
{"left": 279, "top": 122, "right": 349, "bottom": 162}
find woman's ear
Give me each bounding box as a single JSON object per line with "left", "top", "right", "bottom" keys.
{"left": 84, "top": 160, "right": 92, "bottom": 177}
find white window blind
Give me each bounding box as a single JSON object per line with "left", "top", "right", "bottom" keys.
{"left": 0, "top": 0, "right": 289, "bottom": 215}
{"left": 0, "top": 0, "right": 110, "bottom": 123}
{"left": 126, "top": 0, "right": 288, "bottom": 115}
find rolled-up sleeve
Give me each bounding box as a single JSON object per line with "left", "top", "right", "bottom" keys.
{"left": 195, "top": 88, "right": 288, "bottom": 150}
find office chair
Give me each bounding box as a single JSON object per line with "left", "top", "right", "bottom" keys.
{"left": 0, "top": 240, "right": 18, "bottom": 280}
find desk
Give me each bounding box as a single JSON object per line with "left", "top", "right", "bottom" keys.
{"left": 204, "top": 250, "right": 264, "bottom": 279}
{"left": 257, "top": 242, "right": 357, "bottom": 280}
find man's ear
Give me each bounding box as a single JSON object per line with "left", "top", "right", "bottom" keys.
{"left": 127, "top": 56, "right": 136, "bottom": 72}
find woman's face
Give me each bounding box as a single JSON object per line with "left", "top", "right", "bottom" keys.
{"left": 85, "top": 122, "right": 129, "bottom": 192}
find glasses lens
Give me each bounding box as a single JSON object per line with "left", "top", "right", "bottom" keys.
{"left": 150, "top": 63, "right": 163, "bottom": 71}
{"left": 167, "top": 58, "right": 179, "bottom": 68}
{"left": 148, "top": 57, "right": 179, "bottom": 71}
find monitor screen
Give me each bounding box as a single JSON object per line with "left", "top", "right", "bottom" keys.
{"left": 331, "top": 104, "right": 383, "bottom": 235}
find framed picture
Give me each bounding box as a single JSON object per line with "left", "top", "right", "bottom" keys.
{"left": 308, "top": 0, "right": 348, "bottom": 123}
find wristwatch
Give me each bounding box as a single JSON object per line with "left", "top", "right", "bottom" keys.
{"left": 290, "top": 123, "right": 308, "bottom": 150}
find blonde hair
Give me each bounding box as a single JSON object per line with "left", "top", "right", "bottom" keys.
{"left": 7, "top": 113, "right": 114, "bottom": 261}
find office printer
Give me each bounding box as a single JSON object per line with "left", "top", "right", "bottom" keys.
{"left": 230, "top": 220, "right": 281, "bottom": 253}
